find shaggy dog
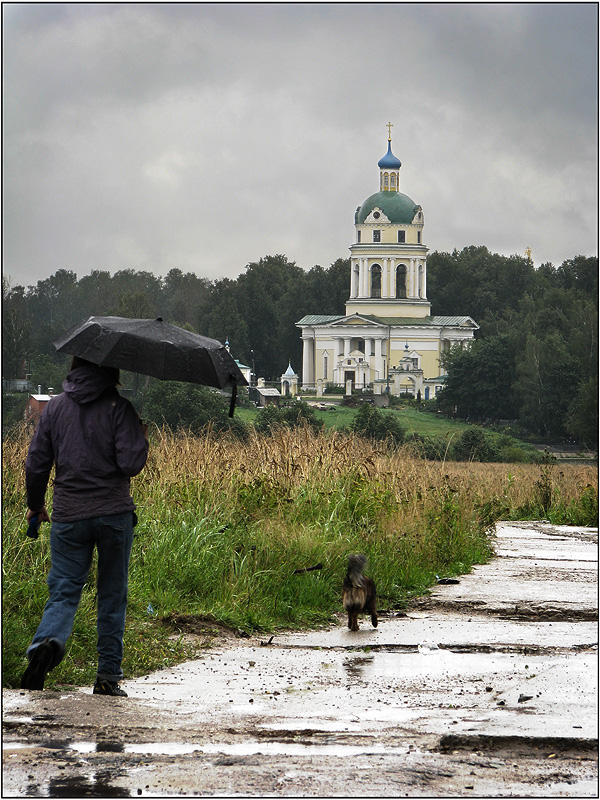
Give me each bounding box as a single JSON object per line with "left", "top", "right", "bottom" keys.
{"left": 342, "top": 554, "right": 377, "bottom": 632}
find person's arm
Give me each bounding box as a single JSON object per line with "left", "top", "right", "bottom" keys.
{"left": 113, "top": 400, "right": 149, "bottom": 477}
{"left": 25, "top": 411, "right": 55, "bottom": 515}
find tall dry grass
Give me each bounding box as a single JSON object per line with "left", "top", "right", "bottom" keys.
{"left": 2, "top": 423, "right": 597, "bottom": 688}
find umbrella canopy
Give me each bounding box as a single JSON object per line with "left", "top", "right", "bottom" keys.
{"left": 54, "top": 316, "right": 248, "bottom": 415}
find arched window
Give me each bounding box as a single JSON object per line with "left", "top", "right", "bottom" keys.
{"left": 371, "top": 264, "right": 382, "bottom": 298}
{"left": 390, "top": 174, "right": 396, "bottom": 188}
{"left": 396, "top": 264, "right": 407, "bottom": 298}
{"left": 383, "top": 173, "right": 389, "bottom": 188}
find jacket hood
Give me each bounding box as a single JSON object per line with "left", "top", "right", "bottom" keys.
{"left": 62, "top": 365, "right": 118, "bottom": 405}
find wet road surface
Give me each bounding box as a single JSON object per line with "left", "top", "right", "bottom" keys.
{"left": 3, "top": 522, "right": 598, "bottom": 797}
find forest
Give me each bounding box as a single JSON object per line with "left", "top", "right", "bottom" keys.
{"left": 2, "top": 247, "right": 598, "bottom": 444}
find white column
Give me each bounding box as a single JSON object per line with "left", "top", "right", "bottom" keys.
{"left": 302, "top": 335, "right": 314, "bottom": 388}
{"left": 409, "top": 259, "right": 415, "bottom": 297}
{"left": 362, "top": 259, "right": 368, "bottom": 297}
{"left": 344, "top": 338, "right": 351, "bottom": 357}
{"left": 389, "top": 259, "right": 395, "bottom": 298}
{"left": 382, "top": 260, "right": 389, "bottom": 298}
{"left": 421, "top": 259, "right": 427, "bottom": 298}
{"left": 375, "top": 337, "right": 383, "bottom": 380}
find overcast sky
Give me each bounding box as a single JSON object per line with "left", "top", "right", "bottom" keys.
{"left": 3, "top": 2, "right": 598, "bottom": 290}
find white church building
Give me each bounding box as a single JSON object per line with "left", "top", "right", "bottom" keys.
{"left": 296, "top": 128, "right": 478, "bottom": 399}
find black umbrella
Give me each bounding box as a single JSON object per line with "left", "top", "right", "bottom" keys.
{"left": 54, "top": 316, "right": 248, "bottom": 416}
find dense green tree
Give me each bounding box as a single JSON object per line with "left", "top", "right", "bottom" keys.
{"left": 28, "top": 354, "right": 69, "bottom": 394}
{"left": 143, "top": 381, "right": 247, "bottom": 437}
{"left": 2, "top": 249, "right": 596, "bottom": 444}
{"left": 437, "top": 336, "right": 517, "bottom": 421}
{"left": 2, "top": 279, "right": 32, "bottom": 378}
{"left": 556, "top": 255, "right": 598, "bottom": 295}
{"left": 162, "top": 268, "right": 211, "bottom": 328}
{"left": 566, "top": 376, "right": 599, "bottom": 448}
{"left": 514, "top": 333, "right": 582, "bottom": 437}
{"left": 115, "top": 290, "right": 157, "bottom": 319}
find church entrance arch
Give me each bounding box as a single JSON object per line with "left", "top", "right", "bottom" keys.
{"left": 344, "top": 370, "right": 355, "bottom": 389}
{"left": 399, "top": 376, "right": 416, "bottom": 396}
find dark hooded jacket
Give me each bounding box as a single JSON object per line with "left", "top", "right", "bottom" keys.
{"left": 26, "top": 365, "right": 149, "bottom": 522}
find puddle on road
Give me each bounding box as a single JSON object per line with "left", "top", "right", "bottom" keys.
{"left": 7, "top": 737, "right": 410, "bottom": 759}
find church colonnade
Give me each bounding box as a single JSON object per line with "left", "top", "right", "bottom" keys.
{"left": 351, "top": 257, "right": 427, "bottom": 300}
{"left": 302, "top": 332, "right": 474, "bottom": 389}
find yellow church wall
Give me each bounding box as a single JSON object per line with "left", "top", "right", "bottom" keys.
{"left": 356, "top": 225, "right": 424, "bottom": 245}
{"left": 311, "top": 337, "right": 442, "bottom": 384}
{"left": 345, "top": 300, "right": 429, "bottom": 317}
{"left": 389, "top": 347, "right": 441, "bottom": 378}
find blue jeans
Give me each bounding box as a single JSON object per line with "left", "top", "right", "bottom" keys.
{"left": 27, "top": 512, "right": 134, "bottom": 682}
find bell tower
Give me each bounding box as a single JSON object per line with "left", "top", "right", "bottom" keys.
{"left": 347, "top": 125, "right": 429, "bottom": 318}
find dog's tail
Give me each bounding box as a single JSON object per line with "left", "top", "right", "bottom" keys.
{"left": 346, "top": 554, "right": 368, "bottom": 588}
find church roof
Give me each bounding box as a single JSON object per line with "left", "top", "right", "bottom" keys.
{"left": 296, "top": 314, "right": 344, "bottom": 325}
{"left": 355, "top": 191, "right": 419, "bottom": 224}
{"left": 362, "top": 315, "right": 478, "bottom": 328}
{"left": 296, "top": 314, "right": 478, "bottom": 329}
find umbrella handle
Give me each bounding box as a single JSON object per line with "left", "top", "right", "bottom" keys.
{"left": 228, "top": 384, "right": 237, "bottom": 418}
{"left": 139, "top": 375, "right": 151, "bottom": 416}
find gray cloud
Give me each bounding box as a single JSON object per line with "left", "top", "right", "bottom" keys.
{"left": 3, "top": 3, "right": 597, "bottom": 290}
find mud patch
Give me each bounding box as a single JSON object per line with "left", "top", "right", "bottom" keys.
{"left": 437, "top": 733, "right": 598, "bottom": 759}
{"left": 159, "top": 613, "right": 250, "bottom": 639}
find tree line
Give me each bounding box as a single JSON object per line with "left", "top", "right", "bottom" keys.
{"left": 3, "top": 248, "right": 597, "bottom": 444}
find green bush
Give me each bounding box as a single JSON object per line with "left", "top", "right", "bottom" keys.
{"left": 451, "top": 427, "right": 498, "bottom": 462}
{"left": 350, "top": 402, "right": 406, "bottom": 445}
{"left": 143, "top": 380, "right": 248, "bottom": 438}
{"left": 254, "top": 400, "right": 324, "bottom": 435}
{"left": 1, "top": 394, "right": 28, "bottom": 431}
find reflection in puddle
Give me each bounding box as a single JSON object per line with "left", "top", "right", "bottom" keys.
{"left": 343, "top": 655, "right": 374, "bottom": 678}
{"left": 27, "top": 773, "right": 130, "bottom": 798}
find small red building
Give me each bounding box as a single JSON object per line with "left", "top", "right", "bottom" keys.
{"left": 25, "top": 389, "right": 57, "bottom": 424}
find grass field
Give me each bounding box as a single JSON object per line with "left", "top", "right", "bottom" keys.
{"left": 3, "top": 423, "right": 597, "bottom": 689}
{"left": 236, "top": 403, "right": 470, "bottom": 436}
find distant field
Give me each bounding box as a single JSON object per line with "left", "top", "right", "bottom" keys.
{"left": 239, "top": 402, "right": 473, "bottom": 438}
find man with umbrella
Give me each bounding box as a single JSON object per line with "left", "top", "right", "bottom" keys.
{"left": 21, "top": 356, "right": 149, "bottom": 696}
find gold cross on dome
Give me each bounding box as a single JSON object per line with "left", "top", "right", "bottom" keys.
{"left": 386, "top": 121, "right": 393, "bottom": 140}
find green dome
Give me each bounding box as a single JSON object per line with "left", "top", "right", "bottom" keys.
{"left": 355, "top": 191, "right": 419, "bottom": 225}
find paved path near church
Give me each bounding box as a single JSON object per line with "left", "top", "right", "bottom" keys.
{"left": 3, "top": 522, "right": 598, "bottom": 797}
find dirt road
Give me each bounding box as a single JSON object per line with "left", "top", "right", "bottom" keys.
{"left": 3, "top": 522, "right": 598, "bottom": 797}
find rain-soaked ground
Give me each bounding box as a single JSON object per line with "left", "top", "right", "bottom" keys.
{"left": 3, "top": 522, "right": 598, "bottom": 797}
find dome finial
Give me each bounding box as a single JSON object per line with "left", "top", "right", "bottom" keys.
{"left": 386, "top": 121, "right": 393, "bottom": 142}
